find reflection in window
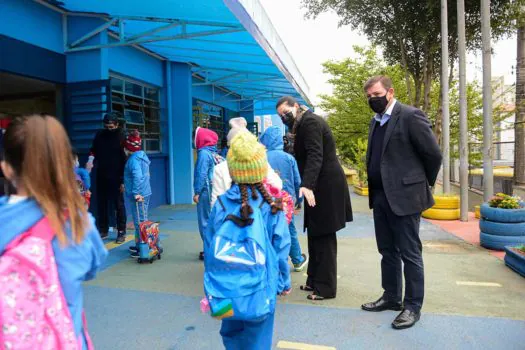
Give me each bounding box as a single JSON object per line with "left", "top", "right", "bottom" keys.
{"left": 110, "top": 75, "right": 161, "bottom": 152}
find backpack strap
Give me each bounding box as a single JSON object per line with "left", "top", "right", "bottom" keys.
{"left": 29, "top": 218, "right": 55, "bottom": 243}
{"left": 217, "top": 196, "right": 226, "bottom": 211}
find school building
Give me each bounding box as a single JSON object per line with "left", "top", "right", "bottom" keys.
{"left": 0, "top": 0, "right": 311, "bottom": 208}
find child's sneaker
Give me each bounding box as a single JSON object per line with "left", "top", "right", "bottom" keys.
{"left": 129, "top": 246, "right": 139, "bottom": 253}
{"left": 130, "top": 250, "right": 139, "bottom": 259}
{"left": 293, "top": 254, "right": 309, "bottom": 272}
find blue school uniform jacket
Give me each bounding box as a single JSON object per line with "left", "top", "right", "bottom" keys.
{"left": 124, "top": 150, "right": 152, "bottom": 198}
{"left": 260, "top": 126, "right": 301, "bottom": 204}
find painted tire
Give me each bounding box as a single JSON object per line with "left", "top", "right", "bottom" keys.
{"left": 479, "top": 232, "right": 525, "bottom": 251}
{"left": 479, "top": 219, "right": 525, "bottom": 236}
{"left": 480, "top": 203, "right": 525, "bottom": 223}
{"left": 433, "top": 195, "right": 460, "bottom": 209}
{"left": 422, "top": 208, "right": 460, "bottom": 220}
{"left": 504, "top": 246, "right": 525, "bottom": 278}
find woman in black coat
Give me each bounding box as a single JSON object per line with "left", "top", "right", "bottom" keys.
{"left": 277, "top": 96, "right": 353, "bottom": 300}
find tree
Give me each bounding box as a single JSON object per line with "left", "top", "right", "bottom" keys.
{"left": 321, "top": 46, "right": 409, "bottom": 164}
{"left": 302, "top": 0, "right": 515, "bottom": 111}
{"left": 322, "top": 46, "right": 506, "bottom": 169}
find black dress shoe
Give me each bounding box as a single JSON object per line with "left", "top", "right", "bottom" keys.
{"left": 361, "top": 297, "right": 402, "bottom": 312}
{"left": 392, "top": 309, "right": 421, "bottom": 330}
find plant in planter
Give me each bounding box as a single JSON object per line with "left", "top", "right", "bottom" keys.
{"left": 504, "top": 245, "right": 525, "bottom": 278}
{"left": 479, "top": 193, "right": 525, "bottom": 251}
{"left": 350, "top": 138, "right": 368, "bottom": 196}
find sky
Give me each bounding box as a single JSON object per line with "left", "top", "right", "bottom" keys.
{"left": 258, "top": 0, "right": 518, "bottom": 108}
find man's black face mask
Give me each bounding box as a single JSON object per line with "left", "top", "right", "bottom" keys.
{"left": 368, "top": 95, "right": 389, "bottom": 114}
{"left": 281, "top": 111, "right": 295, "bottom": 129}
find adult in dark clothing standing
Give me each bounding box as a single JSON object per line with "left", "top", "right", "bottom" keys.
{"left": 87, "top": 113, "right": 127, "bottom": 243}
{"left": 361, "top": 76, "right": 442, "bottom": 330}
{"left": 276, "top": 96, "right": 353, "bottom": 301}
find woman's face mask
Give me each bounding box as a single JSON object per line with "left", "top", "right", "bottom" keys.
{"left": 280, "top": 107, "right": 297, "bottom": 129}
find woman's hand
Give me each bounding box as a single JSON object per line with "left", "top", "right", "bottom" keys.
{"left": 299, "top": 187, "right": 316, "bottom": 207}
{"left": 135, "top": 194, "right": 144, "bottom": 202}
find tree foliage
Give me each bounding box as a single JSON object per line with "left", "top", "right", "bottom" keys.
{"left": 302, "top": 0, "right": 516, "bottom": 111}
{"left": 323, "top": 46, "right": 507, "bottom": 169}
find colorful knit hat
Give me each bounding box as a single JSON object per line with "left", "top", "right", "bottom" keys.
{"left": 227, "top": 132, "right": 268, "bottom": 184}
{"left": 125, "top": 130, "right": 142, "bottom": 152}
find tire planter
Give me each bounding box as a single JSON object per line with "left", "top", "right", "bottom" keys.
{"left": 422, "top": 208, "right": 460, "bottom": 220}
{"left": 432, "top": 195, "right": 460, "bottom": 209}
{"left": 479, "top": 232, "right": 525, "bottom": 251}
{"left": 504, "top": 246, "right": 525, "bottom": 278}
{"left": 480, "top": 203, "right": 525, "bottom": 223}
{"left": 479, "top": 218, "right": 525, "bottom": 236}
{"left": 353, "top": 185, "right": 368, "bottom": 196}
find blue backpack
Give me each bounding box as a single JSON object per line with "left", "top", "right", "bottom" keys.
{"left": 203, "top": 196, "right": 278, "bottom": 321}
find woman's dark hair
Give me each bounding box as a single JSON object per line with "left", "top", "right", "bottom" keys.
{"left": 229, "top": 183, "right": 283, "bottom": 227}
{"left": 276, "top": 96, "right": 298, "bottom": 110}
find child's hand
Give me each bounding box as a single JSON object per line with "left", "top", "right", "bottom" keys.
{"left": 86, "top": 190, "right": 92, "bottom": 198}
{"left": 135, "top": 195, "right": 144, "bottom": 202}
{"left": 193, "top": 195, "right": 200, "bottom": 204}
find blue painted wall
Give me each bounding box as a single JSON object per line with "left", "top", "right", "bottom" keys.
{"left": 240, "top": 100, "right": 254, "bottom": 123}
{"left": 108, "top": 44, "right": 164, "bottom": 87}
{"left": 66, "top": 17, "right": 109, "bottom": 82}
{"left": 192, "top": 79, "right": 240, "bottom": 112}
{"left": 0, "top": 35, "right": 66, "bottom": 83}
{"left": 149, "top": 155, "right": 168, "bottom": 208}
{"left": 0, "top": 0, "right": 63, "bottom": 53}
{"left": 170, "top": 62, "right": 194, "bottom": 204}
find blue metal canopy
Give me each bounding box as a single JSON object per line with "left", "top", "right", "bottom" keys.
{"left": 41, "top": 0, "right": 311, "bottom": 106}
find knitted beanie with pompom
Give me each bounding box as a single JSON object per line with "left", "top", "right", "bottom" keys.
{"left": 227, "top": 131, "right": 268, "bottom": 184}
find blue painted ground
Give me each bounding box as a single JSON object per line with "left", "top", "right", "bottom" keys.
{"left": 85, "top": 286, "right": 525, "bottom": 350}
{"left": 85, "top": 195, "right": 525, "bottom": 349}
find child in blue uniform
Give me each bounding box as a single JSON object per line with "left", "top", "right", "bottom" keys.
{"left": 204, "top": 131, "right": 291, "bottom": 350}
{"left": 122, "top": 130, "right": 153, "bottom": 254}
{"left": 193, "top": 126, "right": 222, "bottom": 260}
{"left": 260, "top": 126, "right": 308, "bottom": 271}
{"left": 0, "top": 114, "right": 108, "bottom": 349}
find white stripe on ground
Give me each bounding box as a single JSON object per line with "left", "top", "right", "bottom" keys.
{"left": 456, "top": 281, "right": 502, "bottom": 287}
{"left": 277, "top": 341, "right": 336, "bottom": 350}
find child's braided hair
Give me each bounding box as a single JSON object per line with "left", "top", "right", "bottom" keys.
{"left": 229, "top": 183, "right": 283, "bottom": 227}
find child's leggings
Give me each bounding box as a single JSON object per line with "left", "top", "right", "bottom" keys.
{"left": 126, "top": 195, "right": 151, "bottom": 243}
{"left": 220, "top": 312, "right": 275, "bottom": 350}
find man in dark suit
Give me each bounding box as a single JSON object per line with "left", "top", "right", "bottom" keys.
{"left": 361, "top": 76, "right": 442, "bottom": 329}
{"left": 276, "top": 96, "right": 353, "bottom": 301}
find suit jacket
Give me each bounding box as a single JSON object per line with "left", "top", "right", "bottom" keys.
{"left": 366, "top": 102, "right": 442, "bottom": 216}
{"left": 294, "top": 110, "right": 353, "bottom": 235}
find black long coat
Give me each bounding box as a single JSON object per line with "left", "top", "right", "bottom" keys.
{"left": 294, "top": 110, "right": 353, "bottom": 236}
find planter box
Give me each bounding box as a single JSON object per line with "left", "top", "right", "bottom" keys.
{"left": 504, "top": 246, "right": 525, "bottom": 278}
{"left": 353, "top": 185, "right": 368, "bottom": 196}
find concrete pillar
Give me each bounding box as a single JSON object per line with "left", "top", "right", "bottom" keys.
{"left": 170, "top": 62, "right": 194, "bottom": 204}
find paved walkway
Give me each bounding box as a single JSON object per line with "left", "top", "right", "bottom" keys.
{"left": 85, "top": 189, "right": 525, "bottom": 349}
